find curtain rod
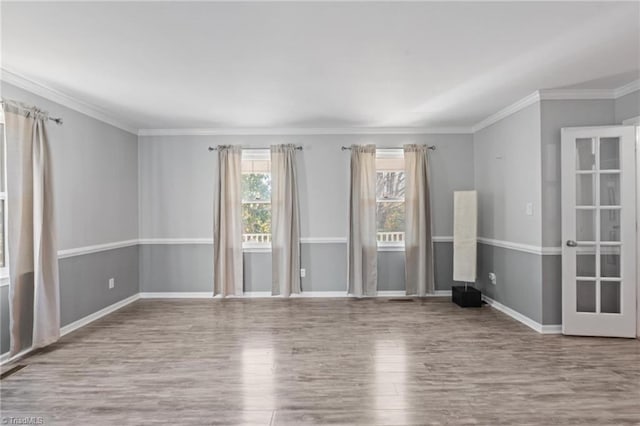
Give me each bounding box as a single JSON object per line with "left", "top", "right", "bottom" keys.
{"left": 341, "top": 145, "right": 435, "bottom": 151}
{"left": 208, "top": 145, "right": 303, "bottom": 152}
{"left": 0, "top": 100, "right": 63, "bottom": 125}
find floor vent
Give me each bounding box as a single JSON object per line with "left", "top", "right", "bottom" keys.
{"left": 1, "top": 364, "right": 27, "bottom": 380}
{"left": 388, "top": 298, "right": 414, "bottom": 302}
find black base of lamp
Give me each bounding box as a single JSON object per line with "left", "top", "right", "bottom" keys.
{"left": 452, "top": 285, "right": 482, "bottom": 308}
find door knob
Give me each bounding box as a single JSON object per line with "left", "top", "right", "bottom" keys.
{"left": 566, "top": 240, "right": 577, "bottom": 247}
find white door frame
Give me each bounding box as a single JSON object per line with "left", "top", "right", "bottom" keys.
{"left": 561, "top": 125, "right": 637, "bottom": 337}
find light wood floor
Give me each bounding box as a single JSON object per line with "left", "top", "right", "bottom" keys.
{"left": 1, "top": 298, "right": 639, "bottom": 425}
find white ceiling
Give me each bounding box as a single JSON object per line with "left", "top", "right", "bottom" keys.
{"left": 1, "top": 1, "right": 639, "bottom": 131}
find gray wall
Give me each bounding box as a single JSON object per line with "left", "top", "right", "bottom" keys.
{"left": 539, "top": 99, "right": 617, "bottom": 324}
{"left": 473, "top": 97, "right": 622, "bottom": 325}
{"left": 139, "top": 242, "right": 456, "bottom": 293}
{"left": 1, "top": 83, "right": 139, "bottom": 355}
{"left": 138, "top": 133, "right": 474, "bottom": 293}
{"left": 614, "top": 90, "right": 640, "bottom": 123}
{"left": 473, "top": 103, "right": 542, "bottom": 247}
{"left": 539, "top": 99, "right": 616, "bottom": 247}
{"left": 472, "top": 103, "right": 545, "bottom": 322}
{"left": 139, "top": 133, "right": 474, "bottom": 240}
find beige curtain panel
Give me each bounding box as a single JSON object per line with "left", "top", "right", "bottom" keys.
{"left": 271, "top": 145, "right": 301, "bottom": 296}
{"left": 404, "top": 144, "right": 435, "bottom": 296}
{"left": 4, "top": 100, "right": 60, "bottom": 357}
{"left": 348, "top": 145, "right": 378, "bottom": 297}
{"left": 213, "top": 145, "right": 244, "bottom": 296}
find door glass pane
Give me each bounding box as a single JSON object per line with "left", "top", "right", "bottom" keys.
{"left": 576, "top": 281, "right": 596, "bottom": 313}
{"left": 600, "top": 246, "right": 621, "bottom": 278}
{"left": 600, "top": 174, "right": 620, "bottom": 206}
{"left": 601, "top": 210, "right": 620, "bottom": 242}
{"left": 576, "top": 210, "right": 595, "bottom": 241}
{"left": 576, "top": 138, "right": 595, "bottom": 170}
{"left": 576, "top": 249, "right": 596, "bottom": 277}
{"left": 600, "top": 282, "right": 621, "bottom": 314}
{"left": 600, "top": 137, "right": 620, "bottom": 170}
{"left": 576, "top": 174, "right": 595, "bottom": 205}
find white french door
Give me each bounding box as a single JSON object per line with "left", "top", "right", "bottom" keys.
{"left": 561, "top": 126, "right": 637, "bottom": 337}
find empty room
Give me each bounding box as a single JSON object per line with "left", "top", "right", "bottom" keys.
{"left": 1, "top": 1, "right": 639, "bottom": 425}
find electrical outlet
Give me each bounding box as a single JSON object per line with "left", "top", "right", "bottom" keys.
{"left": 488, "top": 272, "right": 497, "bottom": 285}
{"left": 526, "top": 202, "right": 533, "bottom": 216}
{"left": 108, "top": 278, "right": 115, "bottom": 289}
{"left": 300, "top": 268, "right": 306, "bottom": 278}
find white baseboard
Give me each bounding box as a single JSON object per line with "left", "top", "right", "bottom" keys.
{"left": 1, "top": 293, "right": 140, "bottom": 366}
{"left": 60, "top": 294, "right": 141, "bottom": 336}
{"left": 482, "top": 295, "right": 561, "bottom": 335}
{"left": 140, "top": 290, "right": 452, "bottom": 298}
{"left": 139, "top": 292, "right": 213, "bottom": 298}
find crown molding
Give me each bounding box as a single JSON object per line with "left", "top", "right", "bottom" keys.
{"left": 472, "top": 91, "right": 541, "bottom": 133}
{"left": 137, "top": 126, "right": 473, "bottom": 137}
{"left": 472, "top": 80, "right": 640, "bottom": 133}
{"left": 614, "top": 79, "right": 640, "bottom": 98}
{"left": 1, "top": 67, "right": 138, "bottom": 135}
{"left": 538, "top": 88, "right": 616, "bottom": 100}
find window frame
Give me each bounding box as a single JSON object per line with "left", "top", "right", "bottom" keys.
{"left": 0, "top": 112, "right": 8, "bottom": 285}
{"left": 241, "top": 149, "right": 272, "bottom": 253}
{"left": 376, "top": 149, "right": 405, "bottom": 251}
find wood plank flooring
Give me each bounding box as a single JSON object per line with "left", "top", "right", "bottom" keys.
{"left": 1, "top": 298, "right": 639, "bottom": 425}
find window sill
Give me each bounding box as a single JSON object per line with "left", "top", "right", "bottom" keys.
{"left": 242, "top": 244, "right": 272, "bottom": 253}
{"left": 377, "top": 244, "right": 405, "bottom": 252}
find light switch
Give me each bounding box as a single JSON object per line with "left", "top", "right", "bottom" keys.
{"left": 526, "top": 202, "right": 533, "bottom": 216}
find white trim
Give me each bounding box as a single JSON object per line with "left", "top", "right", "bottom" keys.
{"left": 300, "top": 237, "right": 347, "bottom": 244}
{"left": 243, "top": 246, "right": 272, "bottom": 253}
{"left": 138, "top": 127, "right": 472, "bottom": 137}
{"left": 1, "top": 293, "right": 140, "bottom": 365}
{"left": 482, "top": 294, "right": 561, "bottom": 335}
{"left": 1, "top": 67, "right": 138, "bottom": 135}
{"left": 138, "top": 238, "right": 213, "bottom": 245}
{"left": 377, "top": 244, "right": 405, "bottom": 252}
{"left": 538, "top": 88, "right": 616, "bottom": 101}
{"left": 59, "top": 294, "right": 140, "bottom": 336}
{"left": 139, "top": 292, "right": 213, "bottom": 299}
{"left": 622, "top": 115, "right": 640, "bottom": 126}
{"left": 140, "top": 290, "right": 452, "bottom": 298}
{"left": 472, "top": 91, "right": 541, "bottom": 133}
{"left": 477, "top": 237, "right": 561, "bottom": 256}
{"left": 472, "top": 82, "right": 640, "bottom": 133}
{"left": 433, "top": 236, "right": 454, "bottom": 243}
{"left": 57, "top": 239, "right": 139, "bottom": 259}
{"left": 614, "top": 80, "right": 640, "bottom": 99}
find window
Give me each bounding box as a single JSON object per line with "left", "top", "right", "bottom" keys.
{"left": 241, "top": 150, "right": 271, "bottom": 249}
{"left": 376, "top": 149, "right": 405, "bottom": 247}
{"left": 0, "top": 111, "right": 7, "bottom": 281}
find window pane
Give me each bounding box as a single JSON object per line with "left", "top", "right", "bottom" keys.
{"left": 601, "top": 246, "right": 621, "bottom": 278}
{"left": 576, "top": 174, "right": 594, "bottom": 206}
{"left": 376, "top": 171, "right": 405, "bottom": 200}
{"left": 576, "top": 281, "right": 596, "bottom": 313}
{"left": 242, "top": 173, "right": 271, "bottom": 202}
{"left": 576, "top": 138, "right": 595, "bottom": 171}
{"left": 377, "top": 201, "right": 405, "bottom": 233}
{"left": 601, "top": 210, "right": 620, "bottom": 242}
{"left": 241, "top": 172, "right": 271, "bottom": 244}
{"left": 599, "top": 137, "right": 620, "bottom": 170}
{"left": 576, "top": 209, "right": 595, "bottom": 241}
{"left": 601, "top": 282, "right": 621, "bottom": 314}
{"left": 600, "top": 173, "right": 620, "bottom": 206}
{"left": 242, "top": 203, "right": 271, "bottom": 235}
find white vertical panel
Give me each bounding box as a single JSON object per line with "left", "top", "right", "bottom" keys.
{"left": 453, "top": 190, "right": 477, "bottom": 282}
